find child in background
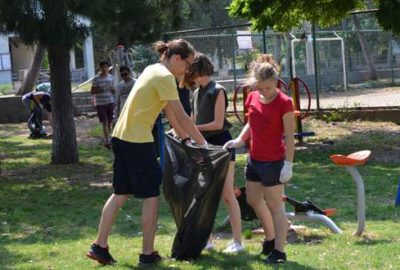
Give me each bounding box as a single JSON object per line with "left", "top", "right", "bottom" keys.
{"left": 90, "top": 61, "right": 116, "bottom": 149}
{"left": 224, "top": 57, "right": 295, "bottom": 264}
{"left": 187, "top": 53, "right": 244, "bottom": 254}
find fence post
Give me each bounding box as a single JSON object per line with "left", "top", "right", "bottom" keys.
{"left": 232, "top": 33, "right": 237, "bottom": 88}
{"left": 312, "top": 23, "right": 320, "bottom": 111}
{"left": 390, "top": 33, "right": 395, "bottom": 86}
{"left": 262, "top": 30, "right": 267, "bottom": 54}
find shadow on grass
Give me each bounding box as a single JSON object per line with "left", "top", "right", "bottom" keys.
{"left": 0, "top": 246, "right": 33, "bottom": 270}
{"left": 355, "top": 238, "right": 393, "bottom": 246}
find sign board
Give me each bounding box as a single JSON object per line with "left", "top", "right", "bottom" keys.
{"left": 237, "top": 30, "right": 253, "bottom": 50}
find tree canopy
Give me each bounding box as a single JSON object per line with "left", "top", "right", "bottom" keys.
{"left": 89, "top": 0, "right": 182, "bottom": 46}
{"left": 229, "top": 0, "right": 400, "bottom": 35}
{"left": 376, "top": 0, "right": 400, "bottom": 35}
{"left": 228, "top": 0, "right": 361, "bottom": 32}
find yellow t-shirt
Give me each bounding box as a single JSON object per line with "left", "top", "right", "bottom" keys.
{"left": 112, "top": 63, "right": 178, "bottom": 143}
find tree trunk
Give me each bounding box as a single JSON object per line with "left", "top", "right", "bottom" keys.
{"left": 352, "top": 14, "right": 378, "bottom": 80}
{"left": 17, "top": 43, "right": 46, "bottom": 95}
{"left": 48, "top": 45, "right": 79, "bottom": 164}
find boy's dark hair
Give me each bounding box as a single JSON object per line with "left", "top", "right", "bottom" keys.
{"left": 184, "top": 53, "right": 214, "bottom": 87}
{"left": 119, "top": 65, "right": 130, "bottom": 73}
{"left": 99, "top": 61, "right": 109, "bottom": 67}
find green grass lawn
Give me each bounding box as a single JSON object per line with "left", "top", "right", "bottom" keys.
{"left": 1, "top": 118, "right": 399, "bottom": 269}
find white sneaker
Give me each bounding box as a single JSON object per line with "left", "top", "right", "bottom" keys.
{"left": 222, "top": 240, "right": 245, "bottom": 254}
{"left": 204, "top": 241, "right": 215, "bottom": 250}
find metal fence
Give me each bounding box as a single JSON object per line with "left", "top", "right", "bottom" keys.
{"left": 163, "top": 14, "right": 400, "bottom": 111}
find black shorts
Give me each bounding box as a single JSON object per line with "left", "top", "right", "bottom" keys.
{"left": 206, "top": 130, "right": 236, "bottom": 161}
{"left": 245, "top": 158, "right": 283, "bottom": 187}
{"left": 111, "top": 137, "right": 162, "bottom": 198}
{"left": 96, "top": 103, "right": 114, "bottom": 123}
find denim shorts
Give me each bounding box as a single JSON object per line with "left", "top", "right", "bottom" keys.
{"left": 245, "top": 158, "right": 284, "bottom": 187}
{"left": 111, "top": 137, "right": 162, "bottom": 198}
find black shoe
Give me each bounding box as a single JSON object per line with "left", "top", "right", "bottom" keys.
{"left": 265, "top": 249, "right": 287, "bottom": 264}
{"left": 86, "top": 243, "right": 116, "bottom": 265}
{"left": 261, "top": 238, "right": 275, "bottom": 256}
{"left": 139, "top": 251, "right": 163, "bottom": 265}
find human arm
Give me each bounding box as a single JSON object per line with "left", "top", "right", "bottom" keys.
{"left": 279, "top": 111, "right": 295, "bottom": 183}
{"left": 223, "top": 123, "right": 251, "bottom": 150}
{"left": 164, "top": 100, "right": 206, "bottom": 145}
{"left": 90, "top": 77, "right": 101, "bottom": 94}
{"left": 196, "top": 90, "right": 225, "bottom": 131}
{"left": 282, "top": 111, "right": 295, "bottom": 162}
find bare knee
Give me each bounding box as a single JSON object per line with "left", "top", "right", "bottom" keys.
{"left": 266, "top": 201, "right": 284, "bottom": 216}
{"left": 246, "top": 196, "right": 260, "bottom": 208}
{"left": 111, "top": 194, "right": 129, "bottom": 208}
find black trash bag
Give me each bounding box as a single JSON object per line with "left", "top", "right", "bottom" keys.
{"left": 236, "top": 187, "right": 258, "bottom": 221}
{"left": 163, "top": 133, "right": 232, "bottom": 260}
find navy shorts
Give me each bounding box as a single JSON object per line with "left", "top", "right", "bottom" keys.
{"left": 96, "top": 103, "right": 114, "bottom": 123}
{"left": 111, "top": 137, "right": 162, "bottom": 198}
{"left": 206, "top": 130, "right": 236, "bottom": 161}
{"left": 245, "top": 158, "right": 284, "bottom": 187}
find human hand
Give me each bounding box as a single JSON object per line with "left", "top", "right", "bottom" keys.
{"left": 222, "top": 138, "right": 245, "bottom": 150}
{"left": 279, "top": 161, "right": 293, "bottom": 183}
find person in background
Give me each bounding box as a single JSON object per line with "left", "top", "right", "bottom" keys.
{"left": 224, "top": 58, "right": 295, "bottom": 264}
{"left": 91, "top": 61, "right": 116, "bottom": 149}
{"left": 116, "top": 65, "right": 136, "bottom": 117}
{"left": 87, "top": 39, "right": 207, "bottom": 266}
{"left": 21, "top": 82, "right": 52, "bottom": 138}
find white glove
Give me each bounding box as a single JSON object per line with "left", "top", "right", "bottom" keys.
{"left": 222, "top": 138, "right": 245, "bottom": 150}
{"left": 198, "top": 142, "right": 208, "bottom": 149}
{"left": 279, "top": 161, "right": 293, "bottom": 184}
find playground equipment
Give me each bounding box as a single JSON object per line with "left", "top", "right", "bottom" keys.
{"left": 225, "top": 150, "right": 371, "bottom": 236}
{"left": 232, "top": 76, "right": 314, "bottom": 143}
{"left": 330, "top": 150, "right": 371, "bottom": 236}
{"left": 231, "top": 186, "right": 342, "bottom": 234}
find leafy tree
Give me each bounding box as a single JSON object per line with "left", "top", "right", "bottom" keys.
{"left": 0, "top": 0, "right": 183, "bottom": 164}
{"left": 17, "top": 43, "right": 46, "bottom": 95}
{"left": 0, "top": 0, "right": 93, "bottom": 164}
{"left": 228, "top": 0, "right": 361, "bottom": 32}
{"left": 376, "top": 0, "right": 400, "bottom": 36}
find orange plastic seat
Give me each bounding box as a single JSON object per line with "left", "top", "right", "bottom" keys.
{"left": 329, "top": 150, "right": 371, "bottom": 166}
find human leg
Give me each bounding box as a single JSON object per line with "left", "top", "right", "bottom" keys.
{"left": 221, "top": 161, "right": 245, "bottom": 253}
{"left": 263, "top": 185, "right": 288, "bottom": 264}
{"left": 87, "top": 194, "right": 129, "bottom": 265}
{"left": 95, "top": 194, "right": 129, "bottom": 247}
{"left": 141, "top": 196, "right": 159, "bottom": 255}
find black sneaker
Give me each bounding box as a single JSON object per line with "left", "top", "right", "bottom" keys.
{"left": 86, "top": 243, "right": 116, "bottom": 265}
{"left": 265, "top": 249, "right": 287, "bottom": 264}
{"left": 139, "top": 251, "right": 163, "bottom": 265}
{"left": 261, "top": 238, "right": 275, "bottom": 256}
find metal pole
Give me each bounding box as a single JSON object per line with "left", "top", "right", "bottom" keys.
{"left": 390, "top": 34, "right": 395, "bottom": 86}
{"left": 312, "top": 24, "right": 320, "bottom": 111}
{"left": 232, "top": 33, "right": 237, "bottom": 88}
{"left": 262, "top": 30, "right": 267, "bottom": 53}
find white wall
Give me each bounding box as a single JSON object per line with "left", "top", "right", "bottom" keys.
{"left": 0, "top": 35, "right": 12, "bottom": 84}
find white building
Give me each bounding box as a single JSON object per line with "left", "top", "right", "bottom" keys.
{"left": 0, "top": 34, "right": 95, "bottom": 84}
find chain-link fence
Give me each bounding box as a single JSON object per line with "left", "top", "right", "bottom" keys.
{"left": 162, "top": 13, "right": 400, "bottom": 111}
